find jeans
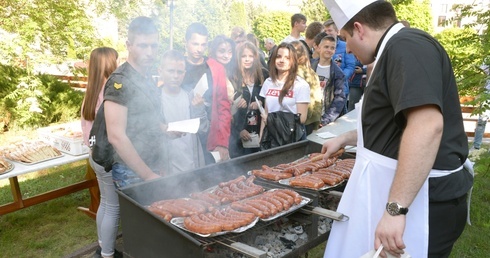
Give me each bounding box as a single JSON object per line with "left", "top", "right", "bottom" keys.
{"left": 90, "top": 156, "right": 119, "bottom": 257}
{"left": 473, "top": 114, "right": 488, "bottom": 149}
{"left": 348, "top": 87, "right": 364, "bottom": 112}
{"left": 112, "top": 163, "right": 143, "bottom": 189}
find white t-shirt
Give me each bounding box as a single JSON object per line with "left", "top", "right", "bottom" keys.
{"left": 161, "top": 89, "right": 195, "bottom": 175}
{"left": 282, "top": 35, "right": 305, "bottom": 43}
{"left": 316, "top": 64, "right": 331, "bottom": 86}
{"left": 259, "top": 76, "right": 310, "bottom": 114}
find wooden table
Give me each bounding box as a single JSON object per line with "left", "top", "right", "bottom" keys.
{"left": 0, "top": 153, "right": 100, "bottom": 219}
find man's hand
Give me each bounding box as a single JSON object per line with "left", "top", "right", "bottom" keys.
{"left": 144, "top": 172, "right": 161, "bottom": 181}
{"left": 375, "top": 212, "right": 406, "bottom": 258}
{"left": 321, "top": 130, "right": 357, "bottom": 160}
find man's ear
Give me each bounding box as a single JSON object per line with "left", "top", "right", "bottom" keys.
{"left": 353, "top": 22, "right": 364, "bottom": 39}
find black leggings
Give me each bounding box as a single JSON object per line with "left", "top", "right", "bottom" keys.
{"left": 428, "top": 194, "right": 468, "bottom": 258}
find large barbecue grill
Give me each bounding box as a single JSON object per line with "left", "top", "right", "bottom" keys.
{"left": 117, "top": 140, "right": 348, "bottom": 258}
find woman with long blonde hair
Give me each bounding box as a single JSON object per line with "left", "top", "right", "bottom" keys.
{"left": 291, "top": 41, "right": 322, "bottom": 134}
{"left": 81, "top": 47, "right": 122, "bottom": 258}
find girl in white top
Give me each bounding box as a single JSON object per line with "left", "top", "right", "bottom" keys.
{"left": 259, "top": 42, "right": 310, "bottom": 124}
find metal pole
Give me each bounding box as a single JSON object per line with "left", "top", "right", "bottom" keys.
{"left": 169, "top": 0, "right": 174, "bottom": 50}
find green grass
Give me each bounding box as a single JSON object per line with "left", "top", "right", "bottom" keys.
{"left": 0, "top": 127, "right": 489, "bottom": 257}
{"left": 0, "top": 161, "right": 97, "bottom": 257}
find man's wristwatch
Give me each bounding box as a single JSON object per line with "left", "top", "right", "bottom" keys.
{"left": 386, "top": 202, "right": 409, "bottom": 216}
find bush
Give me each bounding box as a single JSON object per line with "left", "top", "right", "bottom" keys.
{"left": 0, "top": 64, "right": 84, "bottom": 130}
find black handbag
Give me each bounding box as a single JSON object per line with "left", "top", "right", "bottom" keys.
{"left": 89, "top": 103, "right": 114, "bottom": 172}
{"left": 260, "top": 111, "right": 305, "bottom": 150}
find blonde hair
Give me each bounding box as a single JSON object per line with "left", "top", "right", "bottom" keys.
{"left": 291, "top": 41, "right": 321, "bottom": 124}
{"left": 81, "top": 47, "right": 118, "bottom": 121}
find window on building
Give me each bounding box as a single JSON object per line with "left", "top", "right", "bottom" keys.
{"left": 440, "top": 4, "right": 448, "bottom": 13}
{"left": 438, "top": 16, "right": 446, "bottom": 27}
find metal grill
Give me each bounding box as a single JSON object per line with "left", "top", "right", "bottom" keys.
{"left": 117, "top": 140, "right": 343, "bottom": 258}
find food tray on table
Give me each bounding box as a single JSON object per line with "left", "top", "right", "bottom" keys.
{"left": 170, "top": 216, "right": 259, "bottom": 238}
{"left": 0, "top": 160, "right": 14, "bottom": 175}
{"left": 5, "top": 154, "right": 64, "bottom": 166}
{"left": 1, "top": 141, "right": 64, "bottom": 165}
{"left": 278, "top": 175, "right": 346, "bottom": 191}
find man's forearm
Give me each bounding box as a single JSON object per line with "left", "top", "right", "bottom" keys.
{"left": 389, "top": 106, "right": 443, "bottom": 207}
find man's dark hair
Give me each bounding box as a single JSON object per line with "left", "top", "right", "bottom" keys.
{"left": 185, "top": 22, "right": 209, "bottom": 41}
{"left": 314, "top": 31, "right": 328, "bottom": 47}
{"left": 128, "top": 16, "right": 159, "bottom": 43}
{"left": 291, "top": 13, "right": 307, "bottom": 28}
{"left": 305, "top": 21, "right": 324, "bottom": 40}
{"left": 323, "top": 19, "right": 337, "bottom": 31}
{"left": 343, "top": 1, "right": 397, "bottom": 36}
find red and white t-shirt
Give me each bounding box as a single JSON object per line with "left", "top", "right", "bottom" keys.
{"left": 259, "top": 76, "right": 310, "bottom": 114}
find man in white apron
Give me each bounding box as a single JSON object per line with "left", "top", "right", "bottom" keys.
{"left": 321, "top": 1, "right": 474, "bottom": 257}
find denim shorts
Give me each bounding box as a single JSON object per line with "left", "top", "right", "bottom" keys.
{"left": 112, "top": 163, "right": 143, "bottom": 189}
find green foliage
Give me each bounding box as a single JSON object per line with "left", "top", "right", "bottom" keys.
{"left": 393, "top": 0, "right": 433, "bottom": 33}
{"left": 434, "top": 3, "right": 489, "bottom": 114}
{"left": 435, "top": 28, "right": 485, "bottom": 103}
{"left": 301, "top": 0, "right": 329, "bottom": 23}
{"left": 230, "top": 1, "right": 248, "bottom": 30}
{"left": 0, "top": 0, "right": 99, "bottom": 66}
{"left": 253, "top": 11, "right": 292, "bottom": 47}
{"left": 0, "top": 64, "right": 83, "bottom": 130}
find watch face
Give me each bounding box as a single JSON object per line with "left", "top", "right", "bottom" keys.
{"left": 386, "top": 202, "right": 408, "bottom": 216}
{"left": 387, "top": 202, "right": 400, "bottom": 216}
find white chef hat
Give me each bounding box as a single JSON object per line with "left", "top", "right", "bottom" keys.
{"left": 323, "top": 0, "right": 378, "bottom": 30}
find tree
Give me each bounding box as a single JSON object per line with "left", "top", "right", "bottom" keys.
{"left": 229, "top": 1, "right": 248, "bottom": 30}
{"left": 0, "top": 0, "right": 99, "bottom": 66}
{"left": 437, "top": 3, "right": 490, "bottom": 113}
{"left": 301, "top": 0, "right": 329, "bottom": 23}
{"left": 253, "top": 11, "right": 291, "bottom": 47}
{"left": 392, "top": 0, "right": 433, "bottom": 33}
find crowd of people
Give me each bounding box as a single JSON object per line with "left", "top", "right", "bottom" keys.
{"left": 81, "top": 13, "right": 352, "bottom": 258}
{"left": 80, "top": 0, "right": 474, "bottom": 257}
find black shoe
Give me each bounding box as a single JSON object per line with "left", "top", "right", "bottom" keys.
{"left": 93, "top": 246, "right": 102, "bottom": 258}
{"left": 114, "top": 249, "right": 124, "bottom": 258}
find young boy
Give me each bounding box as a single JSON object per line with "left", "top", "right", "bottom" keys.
{"left": 159, "top": 50, "right": 208, "bottom": 176}
{"left": 282, "top": 13, "right": 307, "bottom": 43}
{"left": 310, "top": 35, "right": 346, "bottom": 126}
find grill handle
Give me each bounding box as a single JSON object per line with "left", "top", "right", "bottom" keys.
{"left": 301, "top": 206, "right": 349, "bottom": 222}
{"left": 216, "top": 241, "right": 267, "bottom": 258}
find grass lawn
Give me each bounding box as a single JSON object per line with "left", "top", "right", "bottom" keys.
{"left": 0, "top": 161, "right": 97, "bottom": 257}
{"left": 0, "top": 127, "right": 489, "bottom": 257}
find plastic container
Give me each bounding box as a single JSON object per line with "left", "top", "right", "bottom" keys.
{"left": 37, "top": 122, "right": 89, "bottom": 156}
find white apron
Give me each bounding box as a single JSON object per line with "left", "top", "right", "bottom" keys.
{"left": 324, "top": 23, "right": 469, "bottom": 258}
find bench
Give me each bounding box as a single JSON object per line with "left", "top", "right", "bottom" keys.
{"left": 461, "top": 105, "right": 490, "bottom": 138}
{"left": 52, "top": 75, "right": 88, "bottom": 88}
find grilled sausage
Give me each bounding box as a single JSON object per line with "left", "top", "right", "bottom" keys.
{"left": 148, "top": 206, "right": 172, "bottom": 221}
{"left": 219, "top": 175, "right": 246, "bottom": 188}
{"left": 184, "top": 215, "right": 222, "bottom": 235}
{"left": 231, "top": 201, "right": 265, "bottom": 218}
{"left": 279, "top": 189, "right": 303, "bottom": 205}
